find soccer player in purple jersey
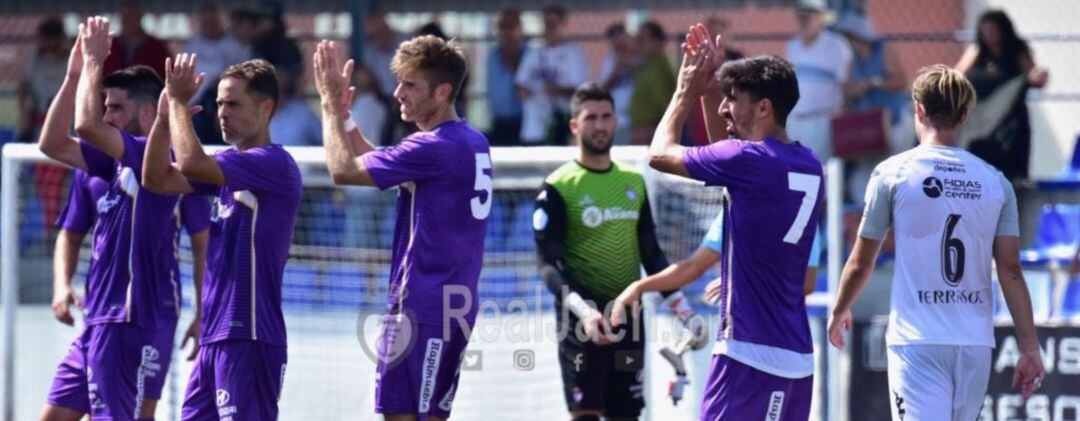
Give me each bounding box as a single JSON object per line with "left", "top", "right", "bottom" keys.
{"left": 142, "top": 53, "right": 301, "bottom": 420}
{"left": 36, "top": 17, "right": 210, "bottom": 421}
{"left": 51, "top": 170, "right": 109, "bottom": 327}
{"left": 612, "top": 24, "right": 822, "bottom": 420}
{"left": 313, "top": 36, "right": 490, "bottom": 420}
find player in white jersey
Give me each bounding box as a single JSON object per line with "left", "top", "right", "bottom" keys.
{"left": 828, "top": 65, "right": 1044, "bottom": 420}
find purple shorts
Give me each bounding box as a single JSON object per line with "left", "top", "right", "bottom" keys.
{"left": 47, "top": 321, "right": 177, "bottom": 420}
{"left": 180, "top": 340, "right": 287, "bottom": 421}
{"left": 374, "top": 318, "right": 472, "bottom": 418}
{"left": 700, "top": 354, "right": 812, "bottom": 421}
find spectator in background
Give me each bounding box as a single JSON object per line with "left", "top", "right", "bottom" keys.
{"left": 835, "top": 12, "right": 912, "bottom": 204}
{"left": 785, "top": 0, "right": 852, "bottom": 161}
{"left": 186, "top": 2, "right": 252, "bottom": 145}
{"left": 229, "top": 7, "right": 261, "bottom": 47}
{"left": 350, "top": 65, "right": 389, "bottom": 147}
{"left": 516, "top": 4, "right": 588, "bottom": 145}
{"left": 704, "top": 15, "right": 745, "bottom": 61}
{"left": 104, "top": 1, "right": 172, "bottom": 78}
{"left": 20, "top": 17, "right": 70, "bottom": 236}
{"left": 956, "top": 9, "right": 1049, "bottom": 182}
{"left": 251, "top": 1, "right": 303, "bottom": 79}
{"left": 270, "top": 69, "right": 322, "bottom": 147}
{"left": 486, "top": 8, "right": 527, "bottom": 146}
{"left": 597, "top": 23, "right": 639, "bottom": 145}
{"left": 18, "top": 16, "right": 68, "bottom": 141}
{"left": 362, "top": 8, "right": 409, "bottom": 101}
{"left": 628, "top": 20, "right": 676, "bottom": 145}
{"left": 185, "top": 2, "right": 250, "bottom": 106}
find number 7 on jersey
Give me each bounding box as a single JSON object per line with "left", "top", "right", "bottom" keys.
{"left": 784, "top": 172, "right": 821, "bottom": 245}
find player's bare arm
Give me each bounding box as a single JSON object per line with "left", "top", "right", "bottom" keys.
{"left": 992, "top": 235, "right": 1046, "bottom": 401}
{"left": 827, "top": 235, "right": 884, "bottom": 349}
{"left": 314, "top": 40, "right": 378, "bottom": 186}
{"left": 611, "top": 246, "right": 720, "bottom": 328}
{"left": 38, "top": 31, "right": 88, "bottom": 170}
{"left": 167, "top": 53, "right": 226, "bottom": 185}
{"left": 51, "top": 230, "right": 84, "bottom": 326}
{"left": 73, "top": 17, "right": 125, "bottom": 160}
{"left": 181, "top": 230, "right": 208, "bottom": 361}
{"left": 648, "top": 25, "right": 717, "bottom": 176}
{"left": 143, "top": 88, "right": 198, "bottom": 194}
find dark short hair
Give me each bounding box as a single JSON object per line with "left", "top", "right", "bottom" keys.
{"left": 541, "top": 4, "right": 567, "bottom": 21}
{"left": 638, "top": 21, "right": 666, "bottom": 43}
{"left": 38, "top": 16, "right": 64, "bottom": 39}
{"left": 229, "top": 7, "right": 259, "bottom": 24}
{"left": 391, "top": 35, "right": 469, "bottom": 103}
{"left": 570, "top": 83, "right": 615, "bottom": 117}
{"left": 718, "top": 55, "right": 800, "bottom": 127}
{"left": 102, "top": 65, "right": 163, "bottom": 105}
{"left": 222, "top": 59, "right": 280, "bottom": 106}
{"left": 605, "top": 23, "right": 626, "bottom": 39}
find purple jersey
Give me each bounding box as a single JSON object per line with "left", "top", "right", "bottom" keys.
{"left": 683, "top": 138, "right": 823, "bottom": 354}
{"left": 55, "top": 170, "right": 110, "bottom": 234}
{"left": 361, "top": 120, "right": 491, "bottom": 326}
{"left": 79, "top": 132, "right": 211, "bottom": 329}
{"left": 190, "top": 145, "right": 301, "bottom": 346}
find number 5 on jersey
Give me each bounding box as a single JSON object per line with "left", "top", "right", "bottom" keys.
{"left": 471, "top": 153, "right": 493, "bottom": 220}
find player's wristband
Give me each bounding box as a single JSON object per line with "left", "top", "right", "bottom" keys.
{"left": 565, "top": 292, "right": 601, "bottom": 321}
{"left": 344, "top": 114, "right": 358, "bottom": 133}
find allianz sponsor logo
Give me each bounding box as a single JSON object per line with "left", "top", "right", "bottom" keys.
{"left": 916, "top": 288, "right": 988, "bottom": 304}
{"left": 582, "top": 206, "right": 639, "bottom": 228}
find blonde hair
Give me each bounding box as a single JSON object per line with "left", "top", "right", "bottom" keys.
{"left": 390, "top": 35, "right": 468, "bottom": 102}
{"left": 911, "top": 64, "right": 977, "bottom": 130}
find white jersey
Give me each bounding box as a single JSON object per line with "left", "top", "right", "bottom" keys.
{"left": 859, "top": 144, "right": 1019, "bottom": 347}
{"left": 785, "top": 30, "right": 852, "bottom": 116}
{"left": 515, "top": 40, "right": 588, "bottom": 142}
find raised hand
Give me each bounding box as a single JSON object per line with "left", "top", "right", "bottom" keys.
{"left": 79, "top": 16, "right": 111, "bottom": 66}
{"left": 164, "top": 53, "right": 206, "bottom": 105}
{"left": 155, "top": 90, "right": 203, "bottom": 119}
{"left": 65, "top": 31, "right": 83, "bottom": 77}
{"left": 676, "top": 37, "right": 714, "bottom": 101}
{"left": 313, "top": 40, "right": 356, "bottom": 114}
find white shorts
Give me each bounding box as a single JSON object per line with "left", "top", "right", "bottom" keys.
{"left": 886, "top": 345, "right": 991, "bottom": 421}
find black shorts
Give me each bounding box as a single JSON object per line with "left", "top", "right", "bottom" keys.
{"left": 556, "top": 307, "right": 647, "bottom": 417}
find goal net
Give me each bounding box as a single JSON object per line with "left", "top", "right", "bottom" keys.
{"left": 1, "top": 143, "right": 836, "bottom": 420}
